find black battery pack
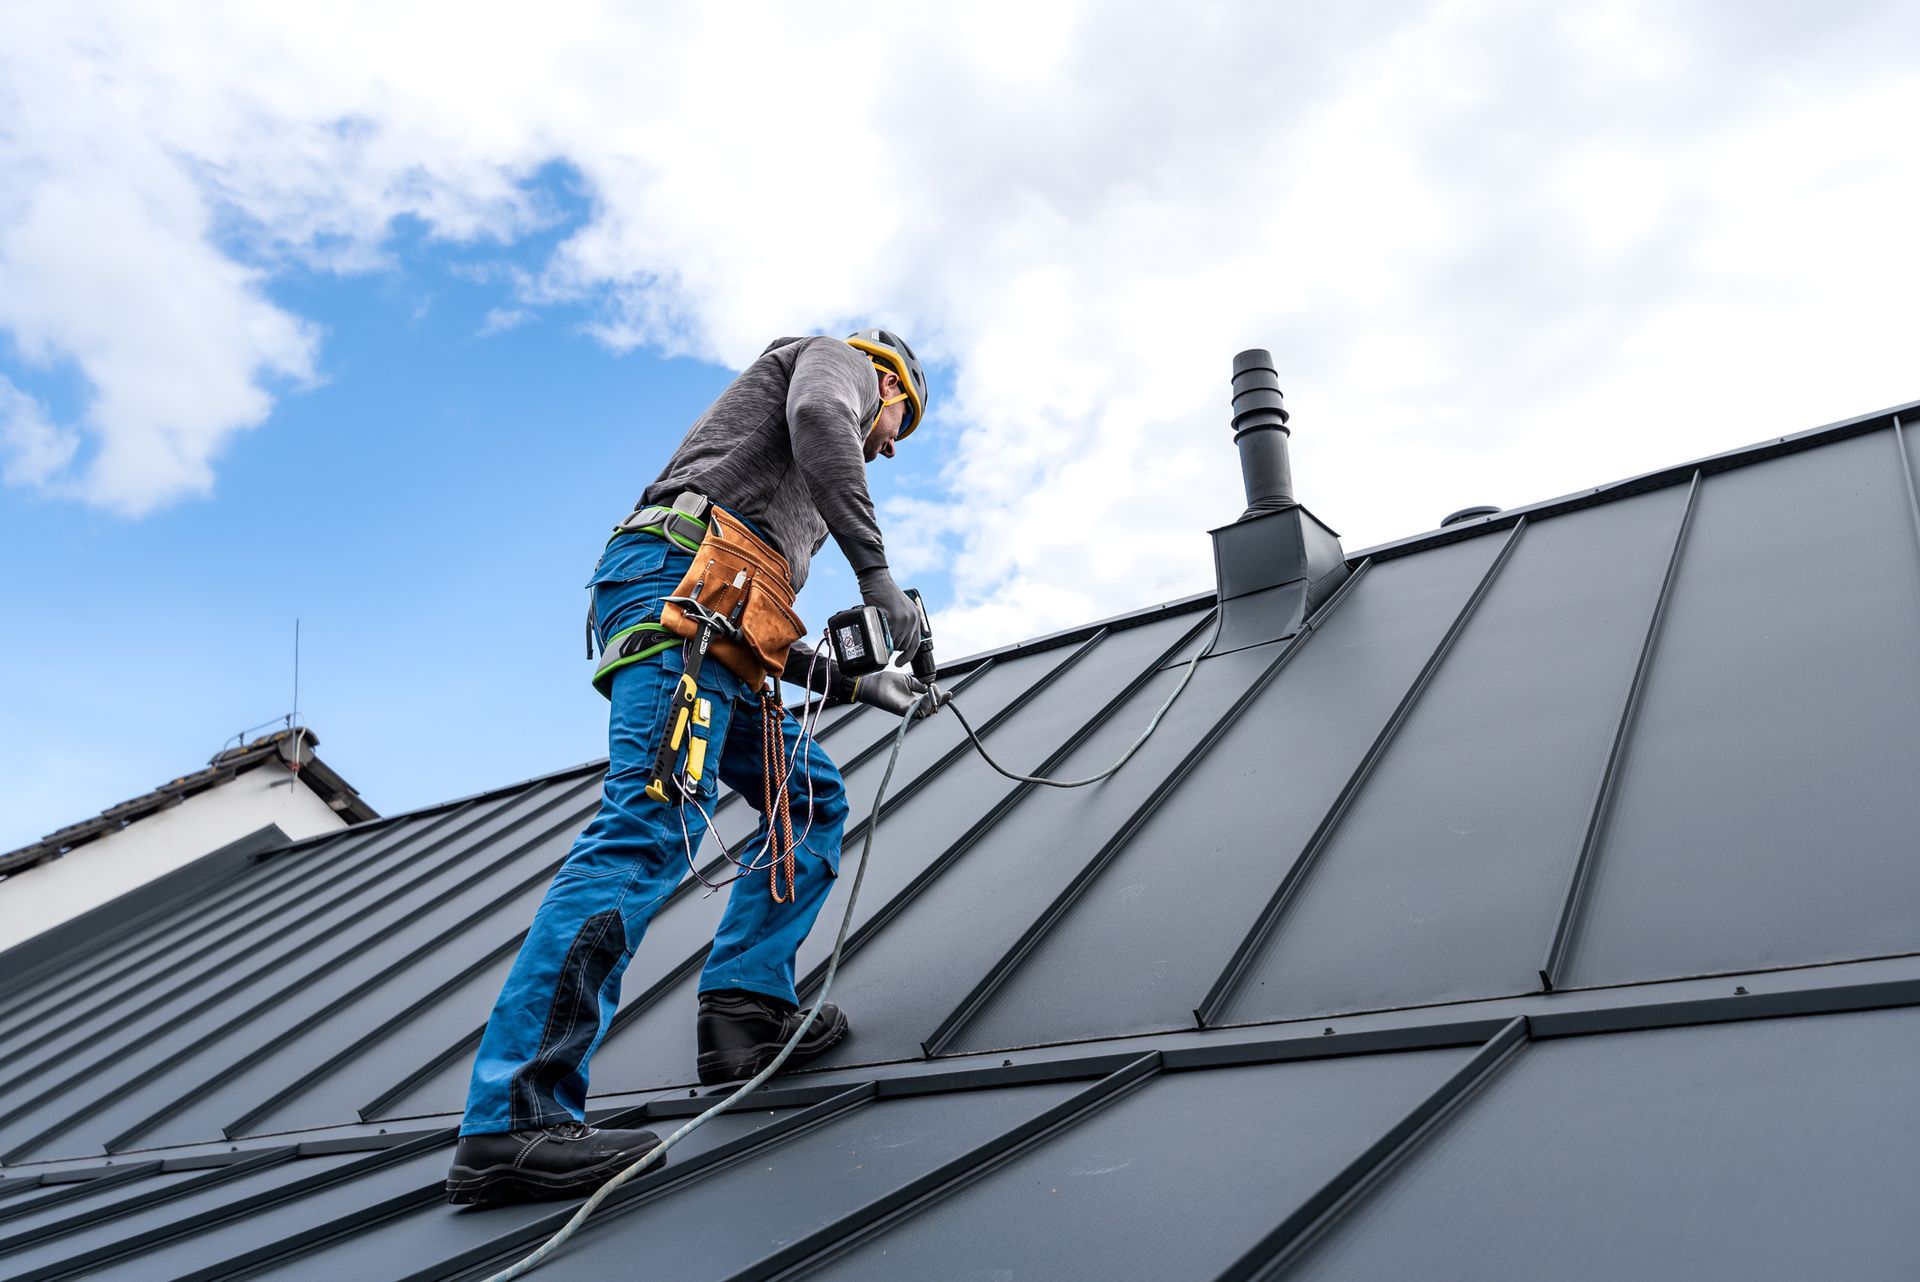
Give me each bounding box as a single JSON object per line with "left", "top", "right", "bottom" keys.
{"left": 827, "top": 604, "right": 892, "bottom": 676}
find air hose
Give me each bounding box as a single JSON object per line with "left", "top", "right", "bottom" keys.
{"left": 486, "top": 612, "right": 1220, "bottom": 1277}
{"left": 941, "top": 607, "right": 1221, "bottom": 789}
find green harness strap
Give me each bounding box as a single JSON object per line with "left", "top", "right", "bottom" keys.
{"left": 591, "top": 622, "right": 678, "bottom": 697}
{"left": 606, "top": 509, "right": 707, "bottom": 555}
{"left": 588, "top": 507, "right": 713, "bottom": 697}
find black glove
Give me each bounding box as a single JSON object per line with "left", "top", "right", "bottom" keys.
{"left": 851, "top": 668, "right": 938, "bottom": 719}
{"left": 856, "top": 566, "right": 924, "bottom": 663}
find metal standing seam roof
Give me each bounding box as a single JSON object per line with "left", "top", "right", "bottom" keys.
{"left": 1, "top": 400, "right": 1919, "bottom": 1279}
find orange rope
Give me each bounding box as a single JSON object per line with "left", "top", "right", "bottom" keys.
{"left": 761, "top": 690, "right": 796, "bottom": 903}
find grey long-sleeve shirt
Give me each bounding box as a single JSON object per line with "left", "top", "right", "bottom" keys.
{"left": 641, "top": 335, "right": 887, "bottom": 592}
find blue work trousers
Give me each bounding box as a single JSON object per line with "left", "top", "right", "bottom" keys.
{"left": 460, "top": 531, "right": 848, "bottom": 1136}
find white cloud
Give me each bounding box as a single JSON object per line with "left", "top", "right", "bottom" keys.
{"left": 1, "top": 2, "right": 1917, "bottom": 644}
{"left": 478, "top": 307, "right": 532, "bottom": 337}
{"left": 0, "top": 377, "right": 78, "bottom": 487}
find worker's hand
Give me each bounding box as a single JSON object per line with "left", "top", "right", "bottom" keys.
{"left": 855, "top": 566, "right": 924, "bottom": 661}
{"left": 851, "top": 668, "right": 939, "bottom": 719}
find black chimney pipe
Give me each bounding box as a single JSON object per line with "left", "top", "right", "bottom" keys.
{"left": 1230, "top": 348, "right": 1293, "bottom": 518}
{"left": 1208, "top": 346, "right": 1347, "bottom": 653}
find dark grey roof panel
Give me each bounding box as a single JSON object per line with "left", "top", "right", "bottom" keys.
{"left": 363, "top": 1022, "right": 512, "bottom": 1123}
{"left": 0, "top": 809, "right": 407, "bottom": 1054}
{"left": 471, "top": 1082, "right": 1084, "bottom": 1281}
{"left": 1221, "top": 486, "right": 1690, "bottom": 1024}
{"left": 239, "top": 944, "right": 520, "bottom": 1138}
{"left": 112, "top": 797, "right": 602, "bottom": 1156}
{"left": 174, "top": 785, "right": 609, "bottom": 1144}
{"left": 809, "top": 1048, "right": 1471, "bottom": 1281}
{"left": 0, "top": 1179, "right": 79, "bottom": 1213}
{"left": 955, "top": 534, "right": 1506, "bottom": 1052}
{"left": 892, "top": 634, "right": 1301, "bottom": 1059}
{"left": 0, "top": 825, "right": 420, "bottom": 1114}
{"left": 71, "top": 1145, "right": 449, "bottom": 1282}
{"left": 0, "top": 1166, "right": 212, "bottom": 1266}
{"left": 1902, "top": 417, "right": 1920, "bottom": 529}
{"left": 0, "top": 1148, "right": 363, "bottom": 1281}
{"left": 0, "top": 797, "right": 490, "bottom": 1068}
{"left": 0, "top": 1167, "right": 206, "bottom": 1250}
{"left": 806, "top": 609, "right": 1222, "bottom": 1068}
{"left": 1564, "top": 428, "right": 1920, "bottom": 987}
{"left": 264, "top": 1082, "right": 1083, "bottom": 1280}
{"left": 1286, "top": 1005, "right": 1920, "bottom": 1281}
{"left": 238, "top": 1105, "right": 771, "bottom": 1274}
{"left": 0, "top": 777, "right": 601, "bottom": 1164}
{"left": 0, "top": 814, "right": 441, "bottom": 1151}
{"left": 0, "top": 825, "right": 293, "bottom": 995}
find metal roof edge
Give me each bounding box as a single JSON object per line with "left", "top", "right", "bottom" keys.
{"left": 1350, "top": 394, "right": 1920, "bottom": 563}
{"left": 907, "top": 395, "right": 1920, "bottom": 686}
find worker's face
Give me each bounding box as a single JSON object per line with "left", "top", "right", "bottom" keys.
{"left": 864, "top": 373, "right": 908, "bottom": 461}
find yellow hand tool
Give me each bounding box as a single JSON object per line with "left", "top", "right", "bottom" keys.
{"left": 645, "top": 572, "right": 746, "bottom": 804}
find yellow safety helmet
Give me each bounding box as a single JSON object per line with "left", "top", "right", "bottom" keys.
{"left": 846, "top": 328, "right": 928, "bottom": 439}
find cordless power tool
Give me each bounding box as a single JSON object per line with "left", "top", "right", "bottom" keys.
{"left": 827, "top": 588, "right": 936, "bottom": 686}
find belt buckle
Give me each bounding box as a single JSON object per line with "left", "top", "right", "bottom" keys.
{"left": 671, "top": 512, "right": 707, "bottom": 547}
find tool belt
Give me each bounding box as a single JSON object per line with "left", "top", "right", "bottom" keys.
{"left": 591, "top": 493, "right": 805, "bottom": 694}
{"left": 660, "top": 505, "right": 805, "bottom": 690}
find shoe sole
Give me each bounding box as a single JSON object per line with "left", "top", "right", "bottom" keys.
{"left": 444, "top": 1149, "right": 667, "bottom": 1206}
{"left": 696, "top": 1014, "right": 849, "bottom": 1086}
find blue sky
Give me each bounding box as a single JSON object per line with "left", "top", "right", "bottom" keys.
{"left": 3, "top": 3, "right": 1918, "bottom": 851}
{"left": 0, "top": 179, "right": 956, "bottom": 849}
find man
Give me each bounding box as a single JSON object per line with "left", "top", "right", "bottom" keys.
{"left": 446, "top": 329, "right": 935, "bottom": 1205}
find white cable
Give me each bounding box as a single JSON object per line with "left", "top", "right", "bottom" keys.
{"left": 481, "top": 691, "right": 928, "bottom": 1281}
{"left": 731, "top": 633, "right": 830, "bottom": 876}
{"left": 944, "top": 608, "right": 1222, "bottom": 788}
{"left": 684, "top": 641, "right": 834, "bottom": 889}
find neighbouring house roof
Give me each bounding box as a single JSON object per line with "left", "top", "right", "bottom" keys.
{"left": 0, "top": 727, "right": 377, "bottom": 881}
{"left": 1, "top": 398, "right": 1919, "bottom": 1280}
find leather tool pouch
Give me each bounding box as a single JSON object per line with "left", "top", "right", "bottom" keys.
{"left": 661, "top": 507, "right": 806, "bottom": 690}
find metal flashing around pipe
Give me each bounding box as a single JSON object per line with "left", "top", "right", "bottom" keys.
{"left": 1209, "top": 349, "right": 1349, "bottom": 653}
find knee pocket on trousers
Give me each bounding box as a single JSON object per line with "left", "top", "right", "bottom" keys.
{"left": 809, "top": 769, "right": 850, "bottom": 825}
{"left": 800, "top": 828, "right": 842, "bottom": 878}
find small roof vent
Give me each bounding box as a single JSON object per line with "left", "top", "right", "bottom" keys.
{"left": 1441, "top": 505, "right": 1501, "bottom": 528}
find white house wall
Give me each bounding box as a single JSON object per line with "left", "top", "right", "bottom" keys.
{"left": 0, "top": 765, "right": 348, "bottom": 953}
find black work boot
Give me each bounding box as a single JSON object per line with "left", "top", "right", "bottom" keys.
{"left": 696, "top": 988, "right": 849, "bottom": 1085}
{"left": 444, "top": 1121, "right": 664, "bottom": 1205}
